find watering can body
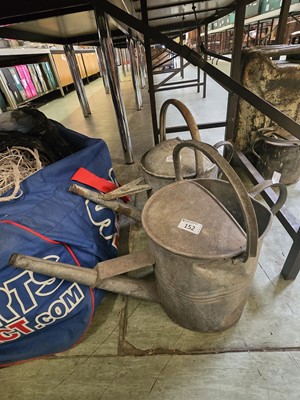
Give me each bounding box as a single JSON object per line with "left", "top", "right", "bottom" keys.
{"left": 142, "top": 140, "right": 284, "bottom": 332}
{"left": 140, "top": 99, "right": 232, "bottom": 194}
{"left": 144, "top": 178, "right": 273, "bottom": 332}
{"left": 252, "top": 128, "right": 300, "bottom": 185}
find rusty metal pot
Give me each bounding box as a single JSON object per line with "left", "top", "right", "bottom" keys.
{"left": 251, "top": 127, "right": 300, "bottom": 185}
{"left": 140, "top": 98, "right": 232, "bottom": 194}
{"left": 10, "top": 142, "right": 287, "bottom": 333}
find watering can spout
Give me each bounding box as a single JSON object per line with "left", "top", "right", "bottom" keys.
{"left": 9, "top": 253, "right": 159, "bottom": 303}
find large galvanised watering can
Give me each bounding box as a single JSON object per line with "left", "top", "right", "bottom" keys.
{"left": 10, "top": 141, "right": 287, "bottom": 332}
{"left": 140, "top": 98, "right": 233, "bottom": 194}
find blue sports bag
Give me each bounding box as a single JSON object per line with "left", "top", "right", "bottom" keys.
{"left": 0, "top": 121, "right": 119, "bottom": 366}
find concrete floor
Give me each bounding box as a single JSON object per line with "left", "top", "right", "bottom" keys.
{"left": 1, "top": 64, "right": 300, "bottom": 399}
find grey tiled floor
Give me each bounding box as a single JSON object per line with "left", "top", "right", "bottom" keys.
{"left": 1, "top": 64, "right": 300, "bottom": 400}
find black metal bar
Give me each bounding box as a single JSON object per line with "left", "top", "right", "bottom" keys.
{"left": 155, "top": 82, "right": 203, "bottom": 92}
{"left": 281, "top": 230, "right": 300, "bottom": 280}
{"left": 259, "top": 21, "right": 263, "bottom": 45}
{"left": 100, "top": 0, "right": 300, "bottom": 141}
{"left": 136, "top": 2, "right": 229, "bottom": 13}
{"left": 153, "top": 68, "right": 181, "bottom": 75}
{"left": 151, "top": 50, "right": 165, "bottom": 61}
{"left": 153, "top": 54, "right": 178, "bottom": 70}
{"left": 276, "top": 0, "right": 292, "bottom": 44}
{"left": 165, "top": 121, "right": 226, "bottom": 134}
{"left": 246, "top": 24, "right": 250, "bottom": 47}
{"left": 225, "top": 1, "right": 246, "bottom": 142}
{"left": 203, "top": 24, "right": 208, "bottom": 98}
{"left": 159, "top": 79, "right": 198, "bottom": 87}
{"left": 180, "top": 32, "right": 184, "bottom": 79}
{"left": 255, "top": 21, "right": 260, "bottom": 46}
{"left": 140, "top": 0, "right": 159, "bottom": 144}
{"left": 289, "top": 13, "right": 300, "bottom": 24}
{"left": 152, "top": 50, "right": 169, "bottom": 69}
{"left": 269, "top": 18, "right": 275, "bottom": 45}
{"left": 196, "top": 27, "right": 201, "bottom": 94}
{"left": 154, "top": 62, "right": 189, "bottom": 90}
{"left": 200, "top": 44, "right": 231, "bottom": 62}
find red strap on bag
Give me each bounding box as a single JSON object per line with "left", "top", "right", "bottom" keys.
{"left": 71, "top": 168, "right": 130, "bottom": 202}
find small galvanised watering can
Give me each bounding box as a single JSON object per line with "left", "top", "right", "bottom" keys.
{"left": 251, "top": 127, "right": 300, "bottom": 185}
{"left": 10, "top": 141, "right": 287, "bottom": 332}
{"left": 140, "top": 98, "right": 233, "bottom": 194}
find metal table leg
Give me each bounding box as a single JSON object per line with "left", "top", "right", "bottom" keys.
{"left": 95, "top": 46, "right": 110, "bottom": 94}
{"left": 94, "top": 6, "right": 134, "bottom": 164}
{"left": 64, "top": 44, "right": 91, "bottom": 117}
{"left": 128, "top": 36, "right": 143, "bottom": 111}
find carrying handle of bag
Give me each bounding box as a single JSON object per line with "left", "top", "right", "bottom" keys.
{"left": 159, "top": 98, "right": 205, "bottom": 176}
{"left": 248, "top": 180, "right": 287, "bottom": 215}
{"left": 173, "top": 140, "right": 258, "bottom": 262}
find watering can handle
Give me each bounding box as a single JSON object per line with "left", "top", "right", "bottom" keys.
{"left": 255, "top": 128, "right": 299, "bottom": 145}
{"left": 173, "top": 140, "right": 258, "bottom": 262}
{"left": 257, "top": 127, "right": 276, "bottom": 134}
{"left": 159, "top": 98, "right": 201, "bottom": 142}
{"left": 213, "top": 140, "right": 234, "bottom": 178}
{"left": 248, "top": 180, "right": 287, "bottom": 215}
{"left": 250, "top": 138, "right": 264, "bottom": 162}
{"left": 159, "top": 98, "right": 205, "bottom": 177}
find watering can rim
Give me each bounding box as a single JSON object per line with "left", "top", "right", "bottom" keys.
{"left": 140, "top": 139, "right": 216, "bottom": 179}
{"left": 141, "top": 179, "right": 249, "bottom": 260}
{"left": 140, "top": 138, "right": 198, "bottom": 179}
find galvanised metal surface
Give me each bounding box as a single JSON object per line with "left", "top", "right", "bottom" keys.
{"left": 141, "top": 141, "right": 285, "bottom": 331}
{"left": 10, "top": 253, "right": 159, "bottom": 302}
{"left": 142, "top": 179, "right": 248, "bottom": 259}
{"left": 142, "top": 141, "right": 260, "bottom": 332}
{"left": 69, "top": 183, "right": 143, "bottom": 220}
{"left": 172, "top": 140, "right": 259, "bottom": 260}
{"left": 251, "top": 128, "right": 300, "bottom": 185}
{"left": 141, "top": 98, "right": 220, "bottom": 194}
